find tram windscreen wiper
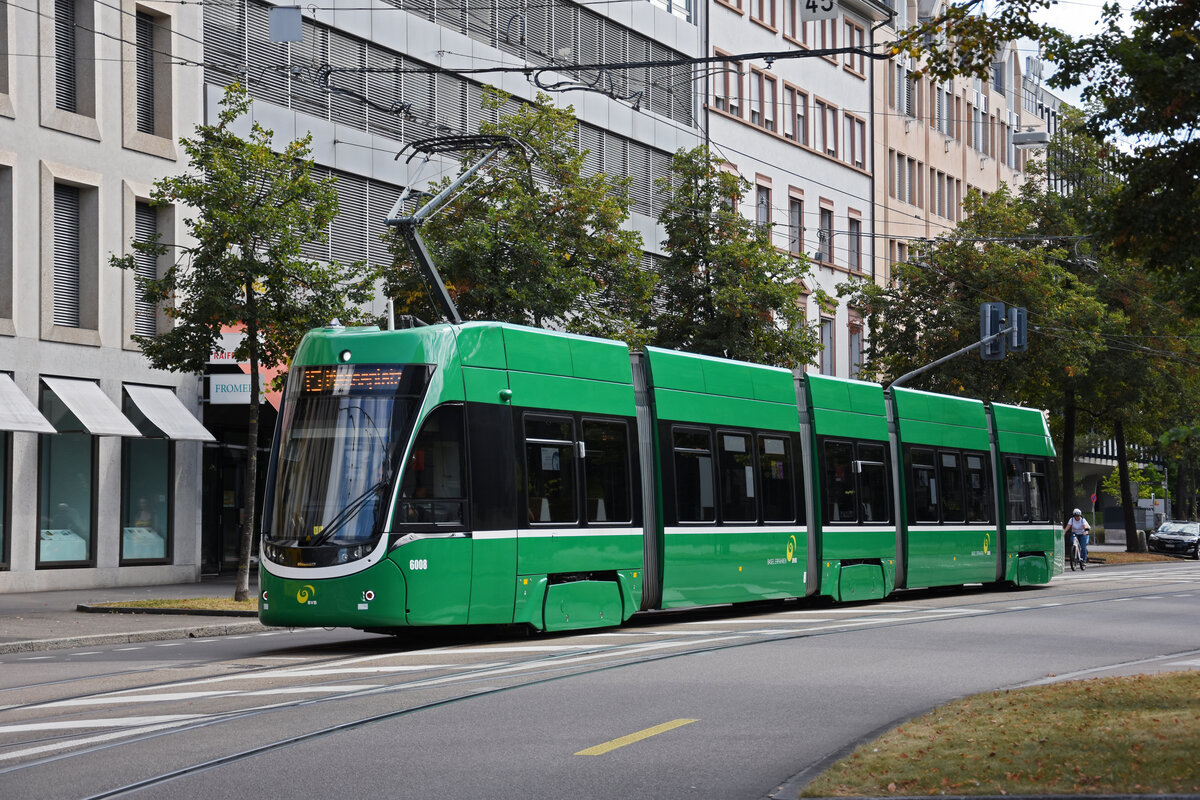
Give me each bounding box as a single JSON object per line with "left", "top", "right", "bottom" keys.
{"left": 308, "top": 478, "right": 389, "bottom": 547}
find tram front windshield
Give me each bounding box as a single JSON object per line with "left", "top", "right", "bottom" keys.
{"left": 264, "top": 364, "right": 431, "bottom": 557}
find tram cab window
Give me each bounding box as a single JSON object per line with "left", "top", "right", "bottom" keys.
{"left": 398, "top": 404, "right": 466, "bottom": 526}
{"left": 759, "top": 435, "right": 796, "bottom": 522}
{"left": 525, "top": 416, "right": 577, "bottom": 524}
{"left": 719, "top": 432, "right": 756, "bottom": 522}
{"left": 674, "top": 428, "right": 715, "bottom": 522}
{"left": 823, "top": 439, "right": 890, "bottom": 524}
{"left": 965, "top": 454, "right": 992, "bottom": 522}
{"left": 910, "top": 449, "right": 939, "bottom": 522}
{"left": 582, "top": 419, "right": 632, "bottom": 523}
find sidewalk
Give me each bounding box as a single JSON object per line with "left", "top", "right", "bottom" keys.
{"left": 0, "top": 545, "right": 1135, "bottom": 655}
{"left": 0, "top": 573, "right": 273, "bottom": 654}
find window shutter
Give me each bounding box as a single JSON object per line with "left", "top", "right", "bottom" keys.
{"left": 54, "top": 0, "right": 77, "bottom": 112}
{"left": 330, "top": 171, "right": 368, "bottom": 266}
{"left": 329, "top": 31, "right": 366, "bottom": 131}
{"left": 133, "top": 202, "right": 158, "bottom": 337}
{"left": 368, "top": 178, "right": 402, "bottom": 269}
{"left": 53, "top": 184, "right": 81, "bottom": 328}
{"left": 135, "top": 12, "right": 155, "bottom": 134}
{"left": 365, "top": 49, "right": 404, "bottom": 139}
{"left": 202, "top": 0, "right": 245, "bottom": 89}
{"left": 628, "top": 141, "right": 651, "bottom": 216}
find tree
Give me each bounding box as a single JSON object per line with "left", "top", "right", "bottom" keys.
{"left": 385, "top": 90, "right": 651, "bottom": 345}
{"left": 651, "top": 146, "right": 817, "bottom": 368}
{"left": 111, "top": 84, "right": 380, "bottom": 600}
{"left": 1048, "top": 0, "right": 1200, "bottom": 314}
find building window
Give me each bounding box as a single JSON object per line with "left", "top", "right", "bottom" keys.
{"left": 819, "top": 318, "right": 834, "bottom": 375}
{"left": 38, "top": 384, "right": 95, "bottom": 567}
{"left": 842, "top": 20, "right": 865, "bottom": 75}
{"left": 134, "top": 12, "right": 156, "bottom": 134}
{"left": 844, "top": 115, "right": 866, "bottom": 169}
{"left": 0, "top": 428, "right": 8, "bottom": 569}
{"left": 121, "top": 392, "right": 172, "bottom": 562}
{"left": 788, "top": 197, "right": 803, "bottom": 255}
{"left": 762, "top": 74, "right": 776, "bottom": 131}
{"left": 783, "top": 86, "right": 808, "bottom": 145}
{"left": 849, "top": 325, "right": 863, "bottom": 379}
{"left": 814, "top": 100, "right": 837, "bottom": 158}
{"left": 847, "top": 217, "right": 862, "bottom": 271}
{"left": 52, "top": 0, "right": 95, "bottom": 118}
{"left": 749, "top": 70, "right": 762, "bottom": 126}
{"left": 133, "top": 202, "right": 158, "bottom": 337}
{"left": 0, "top": 164, "right": 11, "bottom": 325}
{"left": 756, "top": 184, "right": 771, "bottom": 228}
{"left": 751, "top": 0, "right": 774, "bottom": 27}
{"left": 53, "top": 184, "right": 81, "bottom": 328}
{"left": 816, "top": 206, "right": 833, "bottom": 263}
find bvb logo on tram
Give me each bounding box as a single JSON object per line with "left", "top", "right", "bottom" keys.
{"left": 296, "top": 584, "right": 317, "bottom": 605}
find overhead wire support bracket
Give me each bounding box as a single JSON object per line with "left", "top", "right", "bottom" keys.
{"left": 384, "top": 135, "right": 535, "bottom": 326}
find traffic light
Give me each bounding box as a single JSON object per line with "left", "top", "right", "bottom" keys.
{"left": 980, "top": 302, "right": 1006, "bottom": 361}
{"left": 1008, "top": 306, "right": 1028, "bottom": 352}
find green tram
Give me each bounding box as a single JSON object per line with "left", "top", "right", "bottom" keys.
{"left": 258, "top": 320, "right": 1058, "bottom": 633}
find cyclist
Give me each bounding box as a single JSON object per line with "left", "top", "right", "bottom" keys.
{"left": 1064, "top": 508, "right": 1091, "bottom": 570}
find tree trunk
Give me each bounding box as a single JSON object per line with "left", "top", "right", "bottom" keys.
{"left": 235, "top": 287, "right": 260, "bottom": 602}
{"left": 1061, "top": 385, "right": 1076, "bottom": 520}
{"left": 1115, "top": 420, "right": 1145, "bottom": 553}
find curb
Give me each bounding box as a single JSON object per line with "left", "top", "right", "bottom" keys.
{"left": 0, "top": 620, "right": 276, "bottom": 655}
{"left": 76, "top": 604, "right": 259, "bottom": 617}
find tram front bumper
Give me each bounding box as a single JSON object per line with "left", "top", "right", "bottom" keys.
{"left": 258, "top": 558, "right": 407, "bottom": 629}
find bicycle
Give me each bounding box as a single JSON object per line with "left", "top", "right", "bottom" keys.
{"left": 1067, "top": 531, "right": 1084, "bottom": 571}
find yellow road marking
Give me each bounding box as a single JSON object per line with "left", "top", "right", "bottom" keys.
{"left": 574, "top": 718, "right": 698, "bottom": 756}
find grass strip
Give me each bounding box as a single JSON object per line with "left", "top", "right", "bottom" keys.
{"left": 92, "top": 597, "right": 258, "bottom": 613}
{"left": 802, "top": 671, "right": 1200, "bottom": 796}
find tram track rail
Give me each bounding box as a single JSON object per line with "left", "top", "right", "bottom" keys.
{"left": 3, "top": 563, "right": 1198, "bottom": 798}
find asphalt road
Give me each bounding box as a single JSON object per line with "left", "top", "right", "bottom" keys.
{"left": 2, "top": 561, "right": 1199, "bottom": 800}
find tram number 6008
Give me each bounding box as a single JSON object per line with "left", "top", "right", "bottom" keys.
{"left": 408, "top": 558, "right": 430, "bottom": 571}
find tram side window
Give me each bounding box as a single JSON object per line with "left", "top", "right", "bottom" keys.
{"left": 583, "top": 419, "right": 632, "bottom": 523}
{"left": 674, "top": 428, "right": 715, "bottom": 522}
{"left": 910, "top": 448, "right": 939, "bottom": 522}
{"left": 940, "top": 452, "right": 965, "bottom": 522}
{"left": 759, "top": 435, "right": 796, "bottom": 522}
{"left": 525, "top": 416, "right": 577, "bottom": 524}
{"left": 1004, "top": 456, "right": 1029, "bottom": 522}
{"left": 398, "top": 404, "right": 466, "bottom": 526}
{"left": 824, "top": 441, "right": 858, "bottom": 522}
{"left": 857, "top": 443, "right": 890, "bottom": 523}
{"left": 1028, "top": 459, "right": 1051, "bottom": 522}
{"left": 965, "top": 453, "right": 992, "bottom": 522}
{"left": 719, "top": 432, "right": 756, "bottom": 522}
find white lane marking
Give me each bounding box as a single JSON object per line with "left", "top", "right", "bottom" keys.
{"left": 243, "top": 685, "right": 382, "bottom": 695}
{"left": 0, "top": 715, "right": 204, "bottom": 734}
{"left": 38, "top": 691, "right": 240, "bottom": 707}
{"left": 115, "top": 647, "right": 145, "bottom": 652}
{"left": 19, "top": 656, "right": 53, "bottom": 660}
{"left": 0, "top": 718, "right": 205, "bottom": 763}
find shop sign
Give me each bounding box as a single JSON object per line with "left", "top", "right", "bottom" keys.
{"left": 209, "top": 374, "right": 267, "bottom": 404}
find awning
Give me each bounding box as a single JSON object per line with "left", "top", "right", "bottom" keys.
{"left": 0, "top": 374, "right": 56, "bottom": 433}
{"left": 41, "top": 377, "right": 142, "bottom": 437}
{"left": 124, "top": 384, "right": 216, "bottom": 441}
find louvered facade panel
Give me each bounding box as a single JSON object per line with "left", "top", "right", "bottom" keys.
{"left": 466, "top": 0, "right": 496, "bottom": 47}
{"left": 54, "top": 0, "right": 77, "bottom": 112}
{"left": 524, "top": 3, "right": 553, "bottom": 67}
{"left": 550, "top": 1, "right": 577, "bottom": 77}
{"left": 579, "top": 123, "right": 602, "bottom": 178}
{"left": 365, "top": 48, "right": 405, "bottom": 140}
{"left": 52, "top": 184, "right": 81, "bottom": 328}
{"left": 135, "top": 12, "right": 155, "bottom": 134}
{"left": 577, "top": 13, "right": 601, "bottom": 85}
{"left": 466, "top": 83, "right": 495, "bottom": 133}
{"left": 433, "top": 0, "right": 467, "bottom": 35}
{"left": 330, "top": 171, "right": 368, "bottom": 266}
{"left": 300, "top": 168, "right": 332, "bottom": 263}
{"left": 203, "top": 0, "right": 245, "bottom": 87}
{"left": 603, "top": 26, "right": 627, "bottom": 95}
{"left": 648, "top": 42, "right": 672, "bottom": 119}
{"left": 625, "top": 36, "right": 651, "bottom": 106}
{"left": 435, "top": 72, "right": 468, "bottom": 134}
{"left": 368, "top": 179, "right": 403, "bottom": 268}
{"left": 329, "top": 31, "right": 367, "bottom": 130}
{"left": 495, "top": 0, "right": 525, "bottom": 59}
{"left": 246, "top": 4, "right": 289, "bottom": 105}
{"left": 133, "top": 203, "right": 158, "bottom": 337}
{"left": 651, "top": 150, "right": 674, "bottom": 217}
{"left": 292, "top": 23, "right": 330, "bottom": 119}
{"left": 627, "top": 141, "right": 652, "bottom": 216}
{"left": 402, "top": 66, "right": 439, "bottom": 143}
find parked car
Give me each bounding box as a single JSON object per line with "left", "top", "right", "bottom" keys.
{"left": 1147, "top": 521, "right": 1200, "bottom": 559}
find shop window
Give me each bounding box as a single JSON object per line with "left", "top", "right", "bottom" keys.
{"left": 121, "top": 394, "right": 171, "bottom": 562}
{"left": 38, "top": 385, "right": 94, "bottom": 566}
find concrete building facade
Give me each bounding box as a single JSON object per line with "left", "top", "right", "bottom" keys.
{"left": 0, "top": 0, "right": 210, "bottom": 591}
